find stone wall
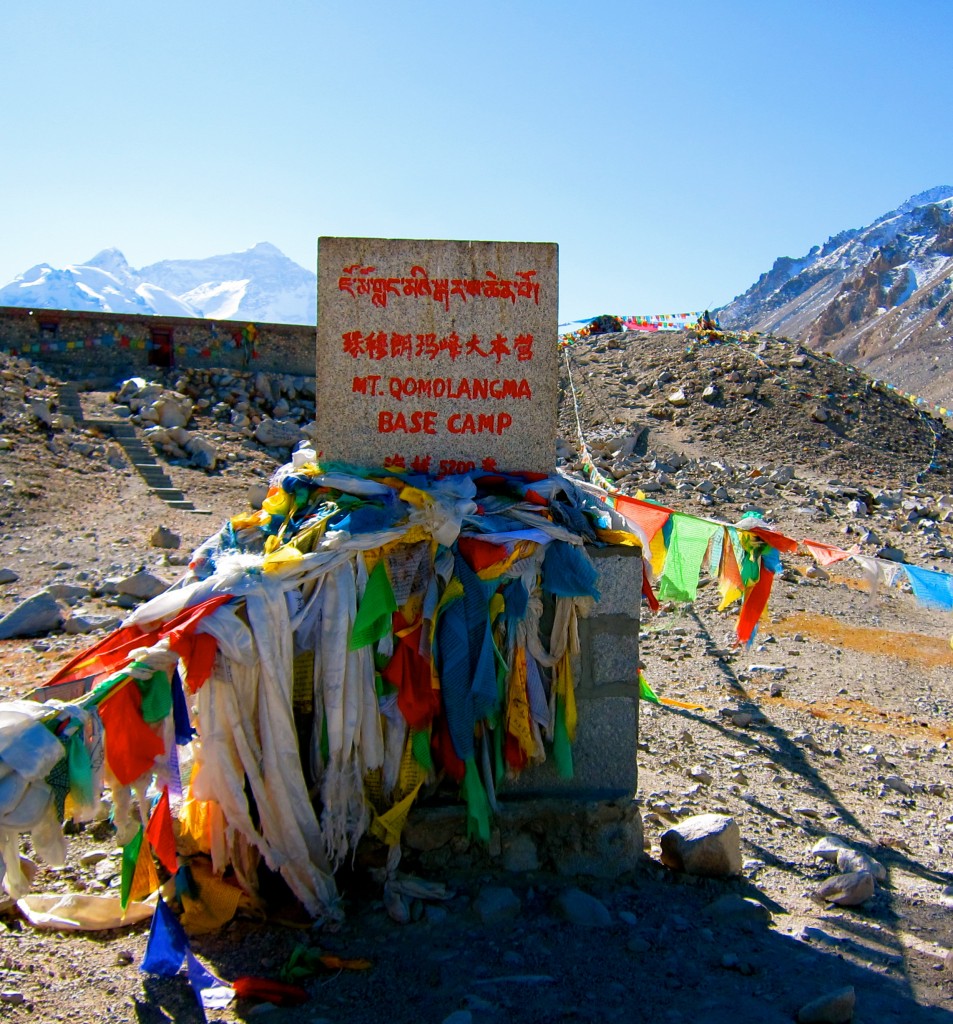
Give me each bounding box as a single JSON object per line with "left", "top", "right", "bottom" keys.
{"left": 0, "top": 306, "right": 314, "bottom": 380}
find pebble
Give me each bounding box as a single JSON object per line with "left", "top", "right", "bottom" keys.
{"left": 472, "top": 886, "right": 521, "bottom": 926}
{"left": 796, "top": 985, "right": 855, "bottom": 1023}
{"left": 883, "top": 775, "right": 913, "bottom": 796}
{"left": 550, "top": 888, "right": 612, "bottom": 927}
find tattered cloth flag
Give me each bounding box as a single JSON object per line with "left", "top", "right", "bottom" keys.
{"left": 142, "top": 896, "right": 234, "bottom": 1014}
{"left": 902, "top": 564, "right": 953, "bottom": 610}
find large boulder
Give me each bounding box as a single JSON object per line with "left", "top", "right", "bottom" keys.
{"left": 255, "top": 418, "right": 301, "bottom": 447}
{"left": 0, "top": 591, "right": 62, "bottom": 640}
{"left": 660, "top": 813, "right": 742, "bottom": 877}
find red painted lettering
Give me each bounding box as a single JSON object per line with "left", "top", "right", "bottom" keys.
{"left": 352, "top": 375, "right": 382, "bottom": 395}
{"left": 378, "top": 410, "right": 438, "bottom": 434}
{"left": 447, "top": 412, "right": 514, "bottom": 435}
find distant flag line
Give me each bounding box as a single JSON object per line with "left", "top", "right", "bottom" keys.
{"left": 559, "top": 312, "right": 703, "bottom": 343}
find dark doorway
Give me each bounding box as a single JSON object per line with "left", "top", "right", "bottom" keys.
{"left": 148, "top": 327, "right": 173, "bottom": 368}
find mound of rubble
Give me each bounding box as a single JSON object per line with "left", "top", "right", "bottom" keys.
{"left": 558, "top": 330, "right": 953, "bottom": 491}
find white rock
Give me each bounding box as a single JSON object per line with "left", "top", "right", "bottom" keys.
{"left": 660, "top": 814, "right": 742, "bottom": 877}
{"left": 811, "top": 836, "right": 853, "bottom": 864}
{"left": 883, "top": 775, "right": 913, "bottom": 796}
{"left": 551, "top": 888, "right": 612, "bottom": 927}
{"left": 255, "top": 418, "right": 302, "bottom": 447}
{"left": 186, "top": 435, "right": 217, "bottom": 470}
{"left": 836, "top": 848, "right": 886, "bottom": 882}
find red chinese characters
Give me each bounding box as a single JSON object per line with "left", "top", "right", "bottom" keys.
{"left": 337, "top": 265, "right": 541, "bottom": 310}
{"left": 342, "top": 330, "right": 534, "bottom": 362}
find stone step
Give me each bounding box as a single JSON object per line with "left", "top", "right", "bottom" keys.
{"left": 152, "top": 488, "right": 186, "bottom": 502}
{"left": 166, "top": 500, "right": 197, "bottom": 511}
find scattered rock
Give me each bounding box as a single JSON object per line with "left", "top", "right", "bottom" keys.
{"left": 813, "top": 871, "right": 875, "bottom": 907}
{"left": 0, "top": 590, "right": 62, "bottom": 639}
{"left": 501, "top": 833, "right": 540, "bottom": 873}
{"left": 883, "top": 774, "right": 913, "bottom": 796}
{"left": 0, "top": 568, "right": 19, "bottom": 584}
{"left": 64, "top": 613, "right": 123, "bottom": 635}
{"left": 472, "top": 886, "right": 521, "bottom": 925}
{"left": 811, "top": 836, "right": 853, "bottom": 863}
{"left": 836, "top": 848, "right": 886, "bottom": 882}
{"left": 255, "top": 418, "right": 302, "bottom": 447}
{"left": 550, "top": 888, "right": 612, "bottom": 928}
{"left": 796, "top": 985, "right": 855, "bottom": 1023}
{"left": 660, "top": 814, "right": 742, "bottom": 877}
{"left": 115, "top": 570, "right": 171, "bottom": 600}
{"left": 149, "top": 526, "right": 181, "bottom": 550}
{"left": 704, "top": 893, "right": 771, "bottom": 930}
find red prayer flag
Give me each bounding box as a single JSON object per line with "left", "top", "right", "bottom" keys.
{"left": 99, "top": 681, "right": 166, "bottom": 786}
{"left": 736, "top": 569, "right": 775, "bottom": 645}
{"left": 146, "top": 788, "right": 179, "bottom": 875}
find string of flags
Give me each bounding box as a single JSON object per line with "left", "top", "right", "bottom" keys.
{"left": 559, "top": 312, "right": 704, "bottom": 343}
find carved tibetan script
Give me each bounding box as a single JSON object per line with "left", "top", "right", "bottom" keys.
{"left": 315, "top": 237, "right": 558, "bottom": 475}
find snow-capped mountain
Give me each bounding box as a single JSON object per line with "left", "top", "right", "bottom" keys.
{"left": 0, "top": 243, "right": 317, "bottom": 325}
{"left": 719, "top": 187, "right": 953, "bottom": 406}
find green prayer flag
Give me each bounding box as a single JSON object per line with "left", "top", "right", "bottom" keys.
{"left": 350, "top": 560, "right": 397, "bottom": 650}
{"left": 411, "top": 729, "right": 433, "bottom": 772}
{"left": 120, "top": 824, "right": 144, "bottom": 909}
{"left": 67, "top": 730, "right": 93, "bottom": 808}
{"left": 638, "top": 671, "right": 660, "bottom": 704}
{"left": 552, "top": 696, "right": 574, "bottom": 780}
{"left": 137, "top": 670, "right": 172, "bottom": 724}
{"left": 462, "top": 757, "right": 491, "bottom": 843}
{"left": 657, "top": 514, "right": 719, "bottom": 602}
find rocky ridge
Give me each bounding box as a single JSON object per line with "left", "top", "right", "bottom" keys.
{"left": 718, "top": 188, "right": 953, "bottom": 409}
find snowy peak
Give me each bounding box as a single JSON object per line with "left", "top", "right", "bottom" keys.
{"left": 0, "top": 256, "right": 195, "bottom": 318}
{"left": 0, "top": 245, "right": 317, "bottom": 324}
{"left": 719, "top": 187, "right": 953, "bottom": 407}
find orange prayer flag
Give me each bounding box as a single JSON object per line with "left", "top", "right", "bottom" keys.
{"left": 129, "top": 831, "right": 160, "bottom": 903}
{"left": 612, "top": 494, "right": 672, "bottom": 542}
{"left": 720, "top": 532, "right": 743, "bottom": 590}
{"left": 802, "top": 539, "right": 856, "bottom": 567}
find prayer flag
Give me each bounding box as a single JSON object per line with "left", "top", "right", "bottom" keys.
{"left": 146, "top": 788, "right": 178, "bottom": 875}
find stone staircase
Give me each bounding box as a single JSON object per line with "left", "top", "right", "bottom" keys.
{"left": 60, "top": 385, "right": 210, "bottom": 515}
{"left": 56, "top": 382, "right": 85, "bottom": 424}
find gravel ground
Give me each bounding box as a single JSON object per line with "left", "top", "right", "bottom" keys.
{"left": 0, "top": 340, "right": 952, "bottom": 1024}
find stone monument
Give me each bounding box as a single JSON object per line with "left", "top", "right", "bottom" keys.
{"left": 315, "top": 237, "right": 558, "bottom": 474}
{"left": 314, "top": 236, "right": 642, "bottom": 872}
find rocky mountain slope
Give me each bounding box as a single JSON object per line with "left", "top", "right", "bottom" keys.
{"left": 0, "top": 333, "right": 952, "bottom": 1022}
{"left": 719, "top": 188, "right": 953, "bottom": 409}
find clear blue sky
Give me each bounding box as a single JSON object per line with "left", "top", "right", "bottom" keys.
{"left": 2, "top": 0, "right": 951, "bottom": 321}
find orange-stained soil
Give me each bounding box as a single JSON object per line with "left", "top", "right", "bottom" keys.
{"left": 770, "top": 611, "right": 953, "bottom": 668}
